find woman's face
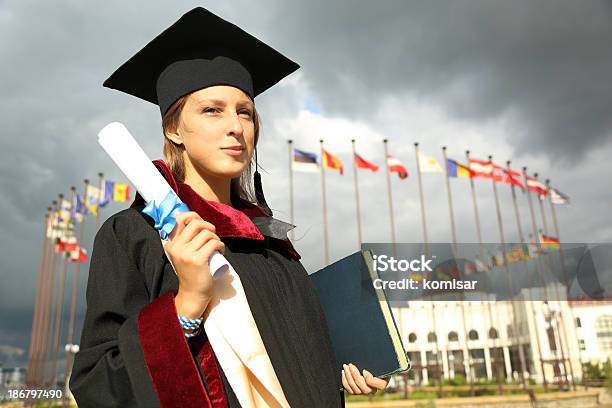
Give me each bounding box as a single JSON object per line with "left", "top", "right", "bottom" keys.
{"left": 169, "top": 85, "right": 256, "bottom": 180}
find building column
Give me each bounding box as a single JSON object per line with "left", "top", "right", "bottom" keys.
{"left": 421, "top": 349, "right": 428, "bottom": 385}
{"left": 503, "top": 346, "right": 512, "bottom": 382}
{"left": 484, "top": 345, "right": 493, "bottom": 380}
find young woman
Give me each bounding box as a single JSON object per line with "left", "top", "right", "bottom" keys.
{"left": 69, "top": 7, "right": 388, "bottom": 408}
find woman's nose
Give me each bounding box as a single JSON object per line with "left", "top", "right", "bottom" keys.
{"left": 226, "top": 112, "right": 244, "bottom": 137}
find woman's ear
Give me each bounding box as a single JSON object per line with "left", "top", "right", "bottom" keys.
{"left": 165, "top": 128, "right": 183, "bottom": 146}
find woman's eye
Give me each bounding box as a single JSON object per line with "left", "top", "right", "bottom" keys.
{"left": 239, "top": 110, "right": 253, "bottom": 119}
{"left": 202, "top": 107, "right": 219, "bottom": 114}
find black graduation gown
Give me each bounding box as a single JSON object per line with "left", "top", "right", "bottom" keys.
{"left": 69, "top": 162, "right": 343, "bottom": 408}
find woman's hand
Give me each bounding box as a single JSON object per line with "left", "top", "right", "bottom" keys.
{"left": 165, "top": 211, "right": 225, "bottom": 319}
{"left": 342, "top": 363, "right": 389, "bottom": 395}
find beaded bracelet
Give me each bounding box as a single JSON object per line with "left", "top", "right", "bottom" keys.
{"left": 178, "top": 314, "right": 203, "bottom": 338}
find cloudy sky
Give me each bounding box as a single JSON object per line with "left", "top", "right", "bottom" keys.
{"left": 1, "top": 0, "right": 611, "bottom": 369}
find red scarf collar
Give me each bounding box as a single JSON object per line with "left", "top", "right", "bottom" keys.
{"left": 130, "top": 160, "right": 266, "bottom": 240}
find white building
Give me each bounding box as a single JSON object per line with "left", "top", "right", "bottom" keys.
{"left": 570, "top": 300, "right": 612, "bottom": 366}
{"left": 391, "top": 284, "right": 584, "bottom": 386}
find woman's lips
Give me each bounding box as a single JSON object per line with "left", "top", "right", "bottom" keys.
{"left": 221, "top": 146, "right": 244, "bottom": 156}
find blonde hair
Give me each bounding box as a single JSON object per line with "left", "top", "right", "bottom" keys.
{"left": 161, "top": 93, "right": 261, "bottom": 206}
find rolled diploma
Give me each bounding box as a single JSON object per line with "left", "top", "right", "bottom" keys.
{"left": 97, "top": 121, "right": 228, "bottom": 277}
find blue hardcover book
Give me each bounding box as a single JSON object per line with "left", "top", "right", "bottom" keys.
{"left": 310, "top": 249, "right": 410, "bottom": 387}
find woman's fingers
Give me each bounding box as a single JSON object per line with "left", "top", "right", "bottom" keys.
{"left": 177, "top": 219, "right": 215, "bottom": 246}
{"left": 348, "top": 364, "right": 373, "bottom": 394}
{"left": 186, "top": 228, "right": 221, "bottom": 253}
{"left": 195, "top": 238, "right": 226, "bottom": 264}
{"left": 363, "top": 369, "right": 389, "bottom": 390}
{"left": 342, "top": 364, "right": 389, "bottom": 395}
{"left": 171, "top": 212, "right": 216, "bottom": 245}
{"left": 342, "top": 365, "right": 357, "bottom": 394}
{"left": 343, "top": 364, "right": 373, "bottom": 394}
{"left": 169, "top": 212, "right": 196, "bottom": 241}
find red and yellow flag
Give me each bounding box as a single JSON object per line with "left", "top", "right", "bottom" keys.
{"left": 322, "top": 149, "right": 344, "bottom": 175}
{"left": 113, "top": 182, "right": 131, "bottom": 202}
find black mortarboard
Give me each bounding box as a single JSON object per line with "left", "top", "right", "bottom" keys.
{"left": 103, "top": 7, "right": 299, "bottom": 116}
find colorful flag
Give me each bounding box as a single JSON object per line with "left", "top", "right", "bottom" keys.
{"left": 322, "top": 149, "right": 344, "bottom": 175}
{"left": 417, "top": 151, "right": 443, "bottom": 173}
{"left": 104, "top": 180, "right": 115, "bottom": 204}
{"left": 386, "top": 155, "right": 408, "bottom": 179}
{"left": 446, "top": 159, "right": 471, "bottom": 178}
{"left": 292, "top": 149, "right": 320, "bottom": 172}
{"left": 540, "top": 234, "right": 560, "bottom": 250}
{"left": 354, "top": 153, "right": 379, "bottom": 172}
{"left": 526, "top": 176, "right": 548, "bottom": 198}
{"left": 86, "top": 185, "right": 108, "bottom": 211}
{"left": 104, "top": 180, "right": 131, "bottom": 203}
{"left": 468, "top": 159, "right": 510, "bottom": 182}
{"left": 490, "top": 163, "right": 505, "bottom": 182}
{"left": 68, "top": 247, "right": 89, "bottom": 263}
{"left": 58, "top": 199, "right": 73, "bottom": 225}
{"left": 55, "top": 236, "right": 78, "bottom": 253}
{"left": 468, "top": 159, "right": 494, "bottom": 179}
{"left": 73, "top": 194, "right": 89, "bottom": 219}
{"left": 114, "top": 183, "right": 130, "bottom": 202}
{"left": 550, "top": 188, "right": 570, "bottom": 205}
{"left": 502, "top": 168, "right": 525, "bottom": 189}
{"left": 46, "top": 212, "right": 74, "bottom": 239}
{"left": 81, "top": 186, "right": 99, "bottom": 215}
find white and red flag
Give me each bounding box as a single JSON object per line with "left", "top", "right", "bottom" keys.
{"left": 526, "top": 176, "right": 548, "bottom": 198}
{"left": 55, "top": 236, "right": 78, "bottom": 253}
{"left": 502, "top": 168, "right": 525, "bottom": 189}
{"left": 386, "top": 154, "right": 409, "bottom": 179}
{"left": 469, "top": 159, "right": 494, "bottom": 179}
{"left": 68, "top": 247, "right": 89, "bottom": 263}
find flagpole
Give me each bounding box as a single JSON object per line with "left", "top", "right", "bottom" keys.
{"left": 546, "top": 178, "right": 581, "bottom": 390}
{"left": 413, "top": 143, "right": 443, "bottom": 395}
{"left": 64, "top": 180, "right": 88, "bottom": 399}
{"left": 26, "top": 209, "right": 52, "bottom": 386}
{"left": 442, "top": 147, "right": 458, "bottom": 251}
{"left": 414, "top": 143, "right": 429, "bottom": 255}
{"left": 50, "top": 193, "right": 70, "bottom": 387}
{"left": 41, "top": 199, "right": 62, "bottom": 385}
{"left": 95, "top": 172, "right": 104, "bottom": 232}
{"left": 545, "top": 179, "right": 569, "bottom": 295}
{"left": 383, "top": 140, "right": 397, "bottom": 248}
{"left": 35, "top": 202, "right": 57, "bottom": 385}
{"left": 465, "top": 151, "right": 484, "bottom": 261}
{"left": 489, "top": 156, "right": 528, "bottom": 390}
{"left": 507, "top": 161, "right": 548, "bottom": 391}
{"left": 288, "top": 141, "right": 294, "bottom": 241}
{"left": 523, "top": 167, "right": 567, "bottom": 390}
{"left": 46, "top": 196, "right": 66, "bottom": 385}
{"left": 319, "top": 141, "right": 330, "bottom": 265}
{"left": 441, "top": 147, "right": 476, "bottom": 395}
{"left": 50, "top": 248, "right": 68, "bottom": 387}
{"left": 466, "top": 151, "right": 503, "bottom": 390}
{"left": 351, "top": 140, "right": 363, "bottom": 248}
{"left": 534, "top": 173, "right": 574, "bottom": 390}
{"left": 383, "top": 139, "right": 406, "bottom": 351}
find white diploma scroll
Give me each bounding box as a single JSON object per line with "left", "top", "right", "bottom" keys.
{"left": 97, "top": 121, "right": 228, "bottom": 277}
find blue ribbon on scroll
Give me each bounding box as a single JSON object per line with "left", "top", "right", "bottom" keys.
{"left": 142, "top": 191, "right": 189, "bottom": 240}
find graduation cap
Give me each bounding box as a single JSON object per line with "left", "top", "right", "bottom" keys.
{"left": 103, "top": 7, "right": 299, "bottom": 116}
{"left": 104, "top": 7, "right": 300, "bottom": 216}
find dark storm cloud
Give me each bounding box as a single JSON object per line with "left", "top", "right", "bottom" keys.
{"left": 270, "top": 0, "right": 612, "bottom": 160}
